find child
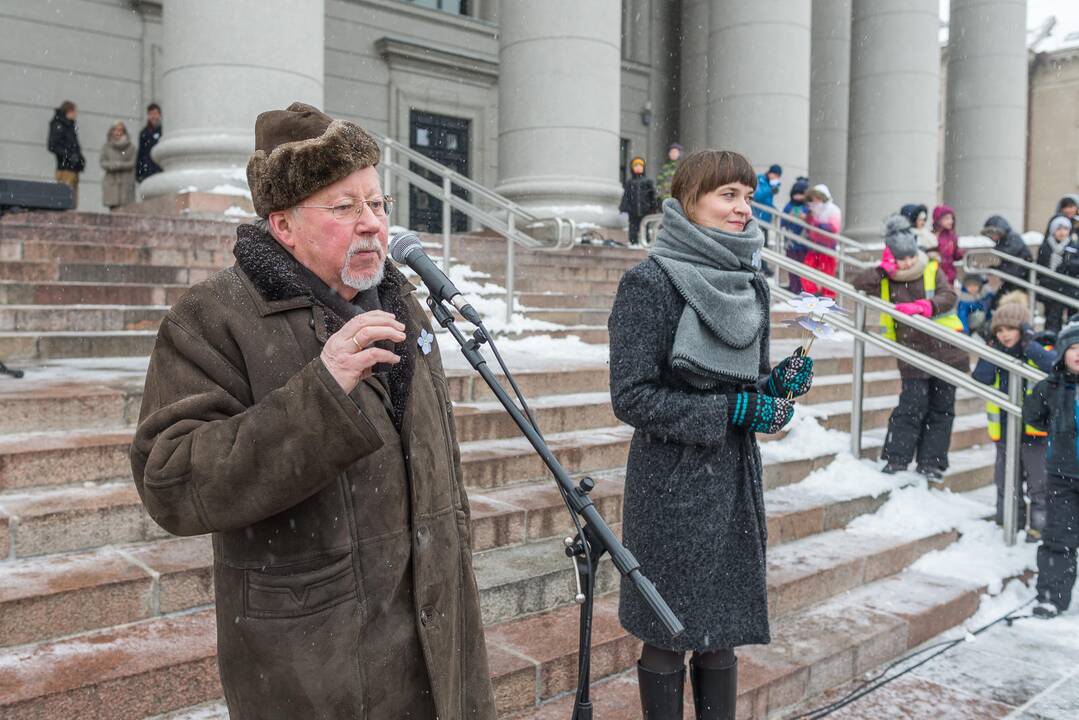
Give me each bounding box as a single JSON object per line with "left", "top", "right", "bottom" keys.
{"left": 1036, "top": 215, "right": 1079, "bottom": 333}
{"left": 957, "top": 273, "right": 994, "bottom": 337}
{"left": 620, "top": 156, "right": 658, "bottom": 245}
{"left": 972, "top": 292, "right": 1056, "bottom": 540}
{"left": 799, "top": 184, "right": 842, "bottom": 298}
{"left": 853, "top": 215, "right": 969, "bottom": 480}
{"left": 931, "top": 205, "right": 963, "bottom": 285}
{"left": 781, "top": 176, "right": 810, "bottom": 293}
{"left": 1023, "top": 321, "right": 1079, "bottom": 618}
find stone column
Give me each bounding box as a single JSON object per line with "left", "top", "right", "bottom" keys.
{"left": 707, "top": 1, "right": 811, "bottom": 179}
{"left": 944, "top": 0, "right": 1028, "bottom": 234}
{"left": 679, "top": 0, "right": 710, "bottom": 153}
{"left": 495, "top": 0, "right": 623, "bottom": 227}
{"left": 140, "top": 0, "right": 325, "bottom": 200}
{"left": 809, "top": 0, "right": 852, "bottom": 210}
{"left": 846, "top": 0, "right": 940, "bottom": 241}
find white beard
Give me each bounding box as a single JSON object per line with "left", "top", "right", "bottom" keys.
{"left": 340, "top": 237, "right": 385, "bottom": 291}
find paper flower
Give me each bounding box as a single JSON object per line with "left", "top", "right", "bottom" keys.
{"left": 783, "top": 293, "right": 844, "bottom": 358}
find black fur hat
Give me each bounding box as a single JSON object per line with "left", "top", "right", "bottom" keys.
{"left": 246, "top": 102, "right": 380, "bottom": 218}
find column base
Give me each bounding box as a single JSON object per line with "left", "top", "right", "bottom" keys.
{"left": 120, "top": 191, "right": 256, "bottom": 219}
{"left": 495, "top": 177, "right": 624, "bottom": 229}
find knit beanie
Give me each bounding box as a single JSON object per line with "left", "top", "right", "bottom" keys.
{"left": 246, "top": 102, "right": 380, "bottom": 218}
{"left": 990, "top": 291, "right": 1031, "bottom": 332}
{"left": 790, "top": 176, "right": 810, "bottom": 199}
{"left": 1056, "top": 321, "right": 1079, "bottom": 356}
{"left": 1050, "top": 216, "right": 1073, "bottom": 236}
{"left": 768, "top": 164, "right": 783, "bottom": 176}
{"left": 883, "top": 214, "right": 918, "bottom": 260}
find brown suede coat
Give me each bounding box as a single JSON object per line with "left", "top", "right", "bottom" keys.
{"left": 130, "top": 224, "right": 495, "bottom": 720}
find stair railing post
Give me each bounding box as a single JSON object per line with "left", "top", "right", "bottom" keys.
{"left": 1028, "top": 266, "right": 1038, "bottom": 318}
{"left": 506, "top": 214, "right": 516, "bottom": 325}
{"left": 1002, "top": 369, "right": 1023, "bottom": 546}
{"left": 383, "top": 144, "right": 394, "bottom": 203}
{"left": 837, "top": 242, "right": 846, "bottom": 283}
{"left": 442, "top": 175, "right": 452, "bottom": 271}
{"left": 850, "top": 302, "right": 866, "bottom": 459}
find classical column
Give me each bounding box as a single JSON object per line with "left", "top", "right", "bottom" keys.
{"left": 846, "top": 0, "right": 940, "bottom": 241}
{"left": 706, "top": 1, "right": 811, "bottom": 179}
{"left": 140, "top": 0, "right": 325, "bottom": 200}
{"left": 809, "top": 0, "right": 852, "bottom": 210}
{"left": 944, "top": 0, "right": 1028, "bottom": 234}
{"left": 495, "top": 0, "right": 623, "bottom": 227}
{"left": 679, "top": 0, "right": 710, "bottom": 153}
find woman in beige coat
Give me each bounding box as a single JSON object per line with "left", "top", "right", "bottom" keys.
{"left": 100, "top": 121, "right": 136, "bottom": 209}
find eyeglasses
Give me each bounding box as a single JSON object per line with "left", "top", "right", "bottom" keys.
{"left": 297, "top": 195, "right": 395, "bottom": 221}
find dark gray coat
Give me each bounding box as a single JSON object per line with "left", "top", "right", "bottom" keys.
{"left": 609, "top": 257, "right": 770, "bottom": 652}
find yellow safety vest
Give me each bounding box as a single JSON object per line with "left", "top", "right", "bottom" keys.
{"left": 880, "top": 259, "right": 965, "bottom": 341}
{"left": 986, "top": 355, "right": 1049, "bottom": 442}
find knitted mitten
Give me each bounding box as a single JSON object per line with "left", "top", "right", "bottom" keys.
{"left": 765, "top": 353, "right": 815, "bottom": 398}
{"left": 727, "top": 392, "right": 795, "bottom": 434}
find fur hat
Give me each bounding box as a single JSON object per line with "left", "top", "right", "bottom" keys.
{"left": 990, "top": 290, "right": 1031, "bottom": 332}
{"left": 883, "top": 214, "right": 918, "bottom": 260}
{"left": 246, "top": 102, "right": 380, "bottom": 218}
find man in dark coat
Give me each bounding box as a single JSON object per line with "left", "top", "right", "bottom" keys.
{"left": 620, "top": 156, "right": 658, "bottom": 244}
{"left": 981, "top": 214, "right": 1033, "bottom": 309}
{"left": 130, "top": 102, "right": 495, "bottom": 719}
{"left": 46, "top": 100, "right": 85, "bottom": 206}
{"left": 136, "top": 102, "right": 164, "bottom": 182}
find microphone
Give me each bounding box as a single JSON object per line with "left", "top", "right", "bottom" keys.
{"left": 389, "top": 232, "right": 483, "bottom": 325}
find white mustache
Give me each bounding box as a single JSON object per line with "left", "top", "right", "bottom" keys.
{"left": 345, "top": 236, "right": 383, "bottom": 260}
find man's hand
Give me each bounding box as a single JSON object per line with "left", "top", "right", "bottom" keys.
{"left": 321, "top": 310, "right": 405, "bottom": 394}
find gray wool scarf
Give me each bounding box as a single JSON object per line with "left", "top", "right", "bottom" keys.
{"left": 650, "top": 198, "right": 768, "bottom": 388}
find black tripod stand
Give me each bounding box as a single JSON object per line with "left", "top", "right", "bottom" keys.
{"left": 427, "top": 297, "right": 683, "bottom": 718}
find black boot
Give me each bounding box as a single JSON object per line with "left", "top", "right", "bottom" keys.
{"left": 637, "top": 661, "right": 685, "bottom": 719}
{"left": 690, "top": 656, "right": 737, "bottom": 720}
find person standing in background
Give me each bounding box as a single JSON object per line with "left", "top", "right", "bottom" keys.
{"left": 798, "top": 184, "right": 842, "bottom": 298}
{"left": 931, "top": 205, "right": 963, "bottom": 285}
{"left": 980, "top": 215, "right": 1033, "bottom": 309}
{"left": 781, "top": 176, "right": 811, "bottom": 293}
{"left": 1036, "top": 216, "right": 1079, "bottom": 333}
{"left": 656, "top": 142, "right": 682, "bottom": 203}
{"left": 47, "top": 100, "right": 85, "bottom": 206}
{"left": 900, "top": 203, "right": 935, "bottom": 252}
{"left": 137, "top": 103, "right": 163, "bottom": 182}
{"left": 620, "top": 156, "right": 658, "bottom": 245}
{"left": 100, "top": 121, "right": 137, "bottom": 210}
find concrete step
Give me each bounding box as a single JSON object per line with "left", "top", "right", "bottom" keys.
{"left": 0, "top": 280, "right": 187, "bottom": 306}
{"left": 473, "top": 518, "right": 958, "bottom": 626}
{"left": 0, "top": 305, "right": 169, "bottom": 333}
{"left": 516, "top": 292, "right": 617, "bottom": 311}
{"left": 455, "top": 392, "right": 617, "bottom": 442}
{"left": 1, "top": 239, "right": 235, "bottom": 270}
{"left": 0, "top": 330, "right": 158, "bottom": 360}
{"left": 506, "top": 571, "right": 981, "bottom": 719}
{"left": 484, "top": 325, "right": 610, "bottom": 345}
{"left": 0, "top": 219, "right": 235, "bottom": 251}
{"left": 773, "top": 393, "right": 985, "bottom": 438}
{"left": 0, "top": 260, "right": 212, "bottom": 286}
{"left": 0, "top": 428, "right": 133, "bottom": 492}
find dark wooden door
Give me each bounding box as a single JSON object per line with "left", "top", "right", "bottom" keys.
{"left": 409, "top": 110, "right": 471, "bottom": 233}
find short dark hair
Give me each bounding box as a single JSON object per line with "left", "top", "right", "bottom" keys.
{"left": 670, "top": 150, "right": 756, "bottom": 214}
{"left": 147, "top": 103, "right": 161, "bottom": 113}
{"left": 59, "top": 100, "right": 76, "bottom": 114}
{"left": 1062, "top": 197, "right": 1078, "bottom": 209}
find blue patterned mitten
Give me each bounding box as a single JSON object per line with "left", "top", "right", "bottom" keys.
{"left": 765, "top": 353, "right": 814, "bottom": 399}
{"left": 727, "top": 392, "right": 795, "bottom": 434}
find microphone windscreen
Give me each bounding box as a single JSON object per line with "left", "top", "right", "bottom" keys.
{"left": 389, "top": 231, "right": 423, "bottom": 263}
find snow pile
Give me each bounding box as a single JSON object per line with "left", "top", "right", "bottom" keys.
{"left": 223, "top": 205, "right": 255, "bottom": 218}
{"left": 758, "top": 415, "right": 850, "bottom": 463}
{"left": 911, "top": 519, "right": 1038, "bottom": 595}
{"left": 208, "top": 184, "right": 252, "bottom": 199}
{"left": 784, "top": 452, "right": 909, "bottom": 500}
{"left": 847, "top": 484, "right": 992, "bottom": 539}
{"left": 442, "top": 333, "right": 609, "bottom": 372}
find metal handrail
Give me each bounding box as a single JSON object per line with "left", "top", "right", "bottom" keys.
{"left": 760, "top": 246, "right": 1039, "bottom": 546}
{"left": 963, "top": 247, "right": 1079, "bottom": 315}
{"left": 368, "top": 130, "right": 579, "bottom": 323}
{"left": 750, "top": 199, "right": 864, "bottom": 251}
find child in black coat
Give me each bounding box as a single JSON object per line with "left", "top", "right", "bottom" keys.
{"left": 1023, "top": 321, "right": 1079, "bottom": 618}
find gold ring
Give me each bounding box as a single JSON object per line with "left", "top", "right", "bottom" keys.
{"left": 351, "top": 335, "right": 362, "bottom": 351}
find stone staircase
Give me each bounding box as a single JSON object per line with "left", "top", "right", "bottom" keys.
{"left": 0, "top": 212, "right": 996, "bottom": 719}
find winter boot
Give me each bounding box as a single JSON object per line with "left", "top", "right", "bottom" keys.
{"left": 690, "top": 656, "right": 737, "bottom": 720}
{"left": 637, "top": 661, "right": 685, "bottom": 719}
{"left": 882, "top": 462, "right": 907, "bottom": 475}
{"left": 1033, "top": 601, "right": 1061, "bottom": 619}
{"left": 916, "top": 465, "right": 945, "bottom": 484}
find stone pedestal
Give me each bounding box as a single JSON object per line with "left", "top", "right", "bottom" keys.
{"left": 495, "top": 0, "right": 623, "bottom": 227}
{"left": 707, "top": 1, "right": 811, "bottom": 179}
{"left": 846, "top": 0, "right": 940, "bottom": 241}
{"left": 944, "top": 0, "right": 1028, "bottom": 234}
{"left": 140, "top": 0, "right": 325, "bottom": 202}
{"left": 810, "top": 0, "right": 852, "bottom": 210}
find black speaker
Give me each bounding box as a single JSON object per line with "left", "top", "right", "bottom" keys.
{"left": 0, "top": 178, "right": 75, "bottom": 214}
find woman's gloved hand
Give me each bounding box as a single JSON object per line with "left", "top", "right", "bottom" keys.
{"left": 765, "top": 352, "right": 814, "bottom": 398}
{"left": 727, "top": 392, "right": 795, "bottom": 434}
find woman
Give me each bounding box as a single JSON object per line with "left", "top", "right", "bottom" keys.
{"left": 100, "top": 121, "right": 136, "bottom": 209}
{"left": 900, "top": 203, "right": 935, "bottom": 251}
{"left": 931, "top": 204, "right": 963, "bottom": 285}
{"left": 608, "top": 150, "right": 811, "bottom": 718}
{"left": 1036, "top": 216, "right": 1079, "bottom": 332}
{"left": 798, "top": 184, "right": 842, "bottom": 298}
{"left": 853, "top": 215, "right": 968, "bottom": 481}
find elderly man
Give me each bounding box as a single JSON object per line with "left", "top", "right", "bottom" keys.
{"left": 130, "top": 103, "right": 496, "bottom": 719}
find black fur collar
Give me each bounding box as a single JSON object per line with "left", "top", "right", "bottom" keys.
{"left": 232, "top": 223, "right": 416, "bottom": 429}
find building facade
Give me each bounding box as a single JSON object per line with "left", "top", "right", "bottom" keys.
{"left": 1, "top": 0, "right": 1076, "bottom": 237}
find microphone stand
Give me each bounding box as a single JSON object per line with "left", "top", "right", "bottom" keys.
{"left": 426, "top": 297, "right": 683, "bottom": 719}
